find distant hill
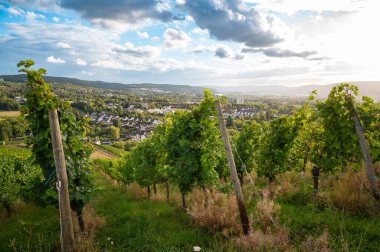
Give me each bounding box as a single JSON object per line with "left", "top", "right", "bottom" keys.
{"left": 0, "top": 74, "right": 213, "bottom": 95}
{"left": 211, "top": 81, "right": 380, "bottom": 100}
{"left": 2, "top": 74, "right": 380, "bottom": 100}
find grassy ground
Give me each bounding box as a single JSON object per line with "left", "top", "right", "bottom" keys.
{"left": 0, "top": 203, "right": 60, "bottom": 251}
{"left": 279, "top": 203, "right": 380, "bottom": 251}
{"left": 0, "top": 167, "right": 233, "bottom": 252}
{"left": 1, "top": 151, "right": 379, "bottom": 251}
{"left": 92, "top": 173, "right": 233, "bottom": 252}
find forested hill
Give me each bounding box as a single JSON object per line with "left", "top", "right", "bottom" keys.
{"left": 0, "top": 74, "right": 212, "bottom": 95}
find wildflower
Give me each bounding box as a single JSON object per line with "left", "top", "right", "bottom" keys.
{"left": 107, "top": 237, "right": 111, "bottom": 241}
{"left": 111, "top": 241, "right": 114, "bottom": 245}
{"left": 193, "top": 246, "right": 201, "bottom": 251}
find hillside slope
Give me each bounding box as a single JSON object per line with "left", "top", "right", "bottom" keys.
{"left": 0, "top": 74, "right": 213, "bottom": 95}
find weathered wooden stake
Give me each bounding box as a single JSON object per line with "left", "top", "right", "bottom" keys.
{"left": 214, "top": 100, "right": 251, "bottom": 235}
{"left": 165, "top": 181, "right": 170, "bottom": 204}
{"left": 49, "top": 109, "right": 76, "bottom": 252}
{"left": 181, "top": 192, "right": 186, "bottom": 209}
{"left": 350, "top": 106, "right": 380, "bottom": 200}
{"left": 153, "top": 183, "right": 157, "bottom": 195}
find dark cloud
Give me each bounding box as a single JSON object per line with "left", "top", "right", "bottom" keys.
{"left": 182, "top": 0, "right": 283, "bottom": 48}
{"left": 113, "top": 45, "right": 159, "bottom": 58}
{"left": 192, "top": 48, "right": 203, "bottom": 54}
{"left": 262, "top": 48, "right": 317, "bottom": 58}
{"left": 241, "top": 47, "right": 262, "bottom": 53}
{"left": 215, "top": 46, "right": 244, "bottom": 60}
{"left": 307, "top": 56, "right": 330, "bottom": 61}
{"left": 215, "top": 47, "right": 232, "bottom": 58}
{"left": 4, "top": 0, "right": 59, "bottom": 10}
{"left": 61, "top": 0, "right": 175, "bottom": 24}
{"left": 241, "top": 47, "right": 320, "bottom": 59}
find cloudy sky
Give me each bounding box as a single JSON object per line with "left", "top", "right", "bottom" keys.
{"left": 0, "top": 0, "right": 379, "bottom": 86}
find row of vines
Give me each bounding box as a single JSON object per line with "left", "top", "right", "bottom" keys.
{"left": 0, "top": 146, "right": 43, "bottom": 215}
{"left": 98, "top": 84, "right": 380, "bottom": 209}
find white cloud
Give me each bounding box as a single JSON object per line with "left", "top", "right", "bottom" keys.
{"left": 7, "top": 7, "right": 24, "bottom": 16}
{"left": 81, "top": 70, "right": 93, "bottom": 76}
{"left": 89, "top": 18, "right": 144, "bottom": 33}
{"left": 25, "top": 11, "right": 45, "bottom": 21}
{"left": 163, "top": 28, "right": 191, "bottom": 49}
{"left": 192, "top": 27, "right": 208, "bottom": 35}
{"left": 151, "top": 36, "right": 160, "bottom": 42}
{"left": 47, "top": 56, "right": 65, "bottom": 64}
{"left": 251, "top": 0, "right": 366, "bottom": 15}
{"left": 52, "top": 16, "right": 60, "bottom": 22}
{"left": 156, "top": 0, "right": 171, "bottom": 12}
{"left": 75, "top": 58, "right": 87, "bottom": 65}
{"left": 68, "top": 51, "right": 79, "bottom": 56}
{"left": 0, "top": 34, "right": 14, "bottom": 43}
{"left": 56, "top": 42, "right": 72, "bottom": 49}
{"left": 136, "top": 31, "right": 149, "bottom": 39}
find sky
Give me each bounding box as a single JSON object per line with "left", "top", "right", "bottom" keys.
{"left": 0, "top": 0, "right": 379, "bottom": 87}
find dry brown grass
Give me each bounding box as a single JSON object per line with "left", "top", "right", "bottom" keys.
{"left": 127, "top": 183, "right": 150, "bottom": 199}
{"left": 234, "top": 228, "right": 290, "bottom": 252}
{"left": 253, "top": 189, "right": 281, "bottom": 230}
{"left": 150, "top": 191, "right": 166, "bottom": 202}
{"left": 300, "top": 230, "right": 330, "bottom": 252}
{"left": 0, "top": 111, "right": 20, "bottom": 117}
{"left": 98, "top": 170, "right": 120, "bottom": 188}
{"left": 188, "top": 189, "right": 242, "bottom": 237}
{"left": 326, "top": 169, "right": 379, "bottom": 215}
{"left": 233, "top": 184, "right": 291, "bottom": 251}
{"left": 71, "top": 206, "right": 106, "bottom": 252}
{"left": 374, "top": 162, "right": 380, "bottom": 173}
{"left": 275, "top": 172, "right": 303, "bottom": 196}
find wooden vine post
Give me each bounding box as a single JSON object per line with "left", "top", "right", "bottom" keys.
{"left": 49, "top": 109, "right": 76, "bottom": 252}
{"left": 214, "top": 100, "right": 251, "bottom": 235}
{"left": 346, "top": 96, "right": 380, "bottom": 201}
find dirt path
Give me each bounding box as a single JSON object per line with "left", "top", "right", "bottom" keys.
{"left": 91, "top": 145, "right": 118, "bottom": 159}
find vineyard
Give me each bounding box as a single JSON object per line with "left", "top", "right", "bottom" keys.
{"left": 1, "top": 60, "right": 380, "bottom": 251}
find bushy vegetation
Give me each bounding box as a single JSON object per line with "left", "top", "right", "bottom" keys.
{"left": 0, "top": 146, "right": 43, "bottom": 216}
